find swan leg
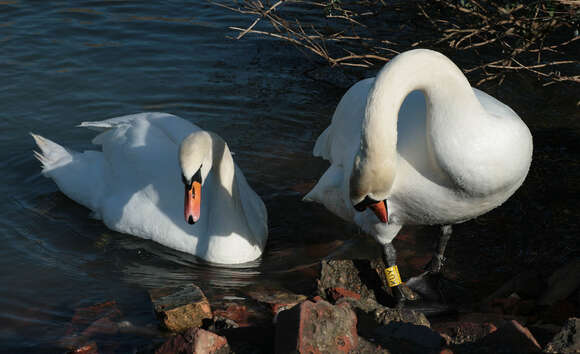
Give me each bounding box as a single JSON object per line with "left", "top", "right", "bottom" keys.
{"left": 427, "top": 225, "right": 452, "bottom": 273}
{"left": 406, "top": 225, "right": 453, "bottom": 302}
{"left": 382, "top": 242, "right": 407, "bottom": 306}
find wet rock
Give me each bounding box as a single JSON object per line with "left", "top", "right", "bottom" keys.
{"left": 155, "top": 327, "right": 230, "bottom": 354}
{"left": 539, "top": 259, "right": 580, "bottom": 306}
{"left": 317, "top": 258, "right": 390, "bottom": 304}
{"left": 275, "top": 299, "right": 358, "bottom": 353}
{"left": 243, "top": 284, "right": 307, "bottom": 317}
{"left": 81, "top": 316, "right": 119, "bottom": 337}
{"left": 61, "top": 300, "right": 122, "bottom": 350}
{"left": 477, "top": 320, "right": 541, "bottom": 353}
{"left": 149, "top": 284, "right": 212, "bottom": 332}
{"left": 70, "top": 300, "right": 122, "bottom": 328}
{"left": 212, "top": 303, "right": 252, "bottom": 328}
{"left": 544, "top": 317, "right": 580, "bottom": 353}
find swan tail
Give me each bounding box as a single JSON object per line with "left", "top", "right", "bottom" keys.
{"left": 31, "top": 133, "right": 73, "bottom": 172}
{"left": 313, "top": 127, "right": 331, "bottom": 160}
{"left": 31, "top": 133, "right": 105, "bottom": 215}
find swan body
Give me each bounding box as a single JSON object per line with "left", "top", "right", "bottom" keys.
{"left": 305, "top": 49, "right": 533, "bottom": 247}
{"left": 32, "top": 112, "right": 267, "bottom": 264}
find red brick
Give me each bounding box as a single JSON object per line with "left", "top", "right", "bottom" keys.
{"left": 276, "top": 299, "right": 358, "bottom": 353}
{"left": 327, "top": 287, "right": 361, "bottom": 302}
{"left": 156, "top": 327, "right": 229, "bottom": 354}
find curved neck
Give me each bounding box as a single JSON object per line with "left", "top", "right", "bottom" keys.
{"left": 207, "top": 132, "right": 235, "bottom": 195}
{"left": 358, "top": 49, "right": 485, "bottom": 193}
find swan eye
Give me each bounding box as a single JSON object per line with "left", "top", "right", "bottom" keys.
{"left": 193, "top": 168, "right": 202, "bottom": 184}
{"left": 182, "top": 168, "right": 202, "bottom": 191}
{"left": 354, "top": 196, "right": 380, "bottom": 211}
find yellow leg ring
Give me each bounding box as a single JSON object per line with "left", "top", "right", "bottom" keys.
{"left": 385, "top": 265, "right": 402, "bottom": 287}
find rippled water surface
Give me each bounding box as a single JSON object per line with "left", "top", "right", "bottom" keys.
{"left": 0, "top": 2, "right": 351, "bottom": 350}
{"left": 1, "top": 1, "right": 578, "bottom": 352}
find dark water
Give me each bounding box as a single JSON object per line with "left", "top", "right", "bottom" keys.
{"left": 1, "top": 1, "right": 578, "bottom": 352}
{"left": 0, "top": 2, "right": 350, "bottom": 351}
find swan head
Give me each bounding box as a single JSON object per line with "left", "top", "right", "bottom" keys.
{"left": 179, "top": 131, "right": 212, "bottom": 225}
{"left": 349, "top": 153, "right": 395, "bottom": 223}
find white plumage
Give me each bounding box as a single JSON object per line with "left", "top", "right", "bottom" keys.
{"left": 305, "top": 49, "right": 533, "bottom": 248}
{"left": 32, "top": 112, "right": 267, "bottom": 264}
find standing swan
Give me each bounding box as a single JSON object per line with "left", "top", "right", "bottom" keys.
{"left": 32, "top": 112, "right": 267, "bottom": 264}
{"left": 305, "top": 49, "right": 532, "bottom": 302}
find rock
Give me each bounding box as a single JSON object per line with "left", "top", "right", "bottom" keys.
{"left": 81, "top": 316, "right": 119, "bottom": 337}
{"left": 539, "top": 259, "right": 580, "bottom": 306}
{"left": 317, "top": 259, "right": 389, "bottom": 303}
{"left": 338, "top": 297, "right": 430, "bottom": 331}
{"left": 275, "top": 299, "right": 358, "bottom": 353}
{"left": 545, "top": 317, "right": 580, "bottom": 353}
{"left": 212, "top": 303, "right": 252, "bottom": 327}
{"left": 149, "top": 284, "right": 212, "bottom": 332}
{"left": 477, "top": 320, "right": 541, "bottom": 353}
{"left": 155, "top": 327, "right": 230, "bottom": 354}
{"left": 243, "top": 284, "right": 307, "bottom": 317}
{"left": 351, "top": 337, "right": 391, "bottom": 353}
{"left": 371, "top": 322, "right": 445, "bottom": 354}
{"left": 374, "top": 307, "right": 431, "bottom": 328}
{"left": 60, "top": 300, "right": 122, "bottom": 350}
{"left": 70, "top": 300, "right": 122, "bottom": 328}
{"left": 327, "top": 287, "right": 362, "bottom": 302}
{"left": 68, "top": 341, "right": 98, "bottom": 354}
{"left": 432, "top": 321, "right": 497, "bottom": 345}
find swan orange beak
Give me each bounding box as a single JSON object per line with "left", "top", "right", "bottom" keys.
{"left": 184, "top": 181, "right": 201, "bottom": 224}
{"left": 369, "top": 200, "right": 388, "bottom": 223}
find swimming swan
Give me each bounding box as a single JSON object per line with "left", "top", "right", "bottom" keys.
{"left": 32, "top": 112, "right": 267, "bottom": 264}
{"left": 305, "top": 49, "right": 533, "bottom": 302}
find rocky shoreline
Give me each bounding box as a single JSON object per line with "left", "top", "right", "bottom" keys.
{"left": 63, "top": 258, "right": 579, "bottom": 353}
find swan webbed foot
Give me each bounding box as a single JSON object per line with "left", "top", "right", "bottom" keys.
{"left": 389, "top": 283, "right": 419, "bottom": 308}
{"left": 406, "top": 271, "right": 445, "bottom": 303}
{"left": 425, "top": 254, "right": 446, "bottom": 274}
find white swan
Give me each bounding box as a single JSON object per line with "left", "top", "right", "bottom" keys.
{"left": 305, "top": 49, "right": 533, "bottom": 300}
{"left": 32, "top": 112, "right": 268, "bottom": 264}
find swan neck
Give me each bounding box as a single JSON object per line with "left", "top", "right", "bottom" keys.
{"left": 362, "top": 49, "right": 483, "bottom": 161}
{"left": 209, "top": 133, "right": 235, "bottom": 193}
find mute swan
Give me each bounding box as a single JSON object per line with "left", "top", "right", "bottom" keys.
{"left": 305, "top": 49, "right": 533, "bottom": 303}
{"left": 32, "top": 112, "right": 268, "bottom": 264}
